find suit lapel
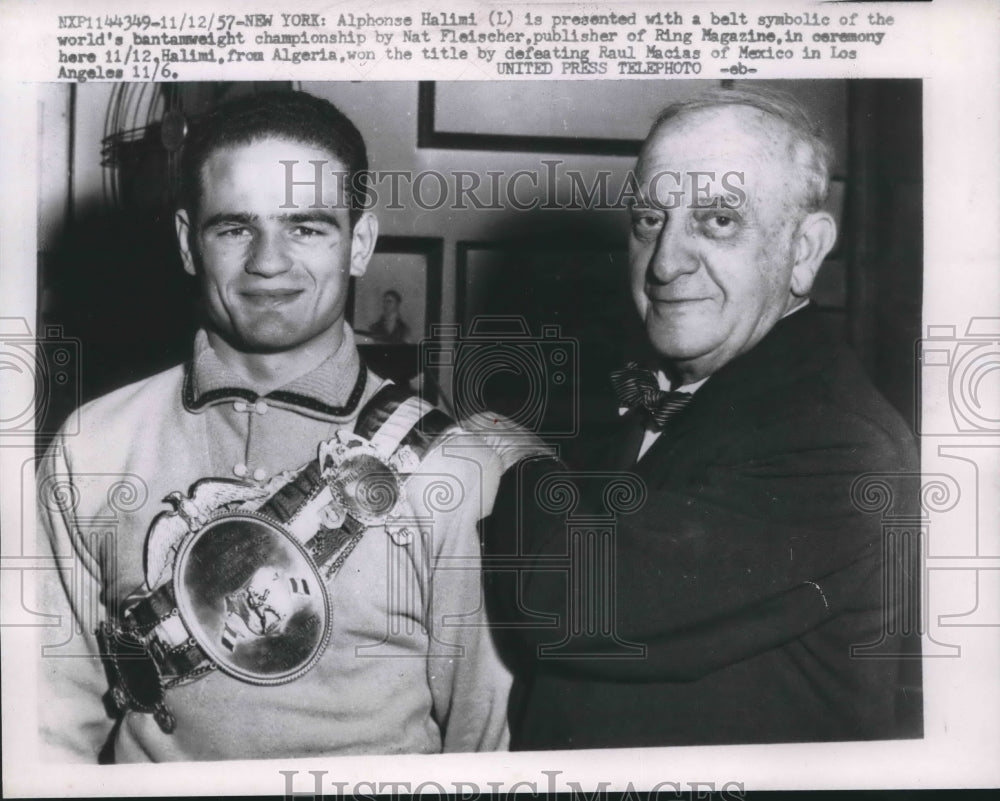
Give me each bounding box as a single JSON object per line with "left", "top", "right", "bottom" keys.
{"left": 596, "top": 412, "right": 646, "bottom": 471}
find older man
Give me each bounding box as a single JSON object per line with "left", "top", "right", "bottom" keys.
{"left": 483, "top": 87, "right": 920, "bottom": 748}
{"left": 37, "top": 91, "right": 510, "bottom": 762}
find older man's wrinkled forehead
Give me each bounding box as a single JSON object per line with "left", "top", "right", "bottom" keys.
{"left": 637, "top": 104, "right": 809, "bottom": 217}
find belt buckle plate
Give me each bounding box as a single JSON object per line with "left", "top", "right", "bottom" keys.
{"left": 173, "top": 511, "right": 331, "bottom": 686}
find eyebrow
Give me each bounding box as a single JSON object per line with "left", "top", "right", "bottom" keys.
{"left": 689, "top": 194, "right": 746, "bottom": 210}
{"left": 200, "top": 210, "right": 342, "bottom": 231}
{"left": 282, "top": 211, "right": 342, "bottom": 227}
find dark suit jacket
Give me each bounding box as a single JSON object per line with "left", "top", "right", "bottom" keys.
{"left": 484, "top": 306, "right": 922, "bottom": 749}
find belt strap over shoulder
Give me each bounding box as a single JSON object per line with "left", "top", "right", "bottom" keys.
{"left": 354, "top": 382, "right": 457, "bottom": 458}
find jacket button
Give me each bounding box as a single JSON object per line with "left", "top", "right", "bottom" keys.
{"left": 233, "top": 463, "right": 248, "bottom": 478}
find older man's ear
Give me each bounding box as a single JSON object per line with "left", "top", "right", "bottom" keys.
{"left": 790, "top": 211, "right": 837, "bottom": 298}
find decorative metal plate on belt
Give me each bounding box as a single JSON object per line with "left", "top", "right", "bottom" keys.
{"left": 173, "top": 511, "right": 331, "bottom": 685}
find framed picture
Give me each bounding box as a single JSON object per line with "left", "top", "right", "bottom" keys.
{"left": 456, "top": 239, "right": 626, "bottom": 328}
{"left": 454, "top": 238, "right": 633, "bottom": 443}
{"left": 418, "top": 80, "right": 849, "bottom": 162}
{"left": 418, "top": 80, "right": 685, "bottom": 155}
{"left": 348, "top": 235, "right": 443, "bottom": 398}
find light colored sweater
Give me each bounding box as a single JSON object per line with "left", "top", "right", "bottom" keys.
{"left": 36, "top": 327, "right": 511, "bottom": 762}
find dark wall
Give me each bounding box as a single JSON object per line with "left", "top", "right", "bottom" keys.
{"left": 846, "top": 80, "right": 923, "bottom": 433}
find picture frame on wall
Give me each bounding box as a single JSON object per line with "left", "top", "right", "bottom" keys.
{"left": 348, "top": 235, "right": 443, "bottom": 401}
{"left": 454, "top": 238, "right": 632, "bottom": 444}
{"left": 419, "top": 80, "right": 658, "bottom": 155}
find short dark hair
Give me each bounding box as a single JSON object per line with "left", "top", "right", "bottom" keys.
{"left": 179, "top": 90, "right": 369, "bottom": 226}
{"left": 383, "top": 290, "right": 402, "bottom": 303}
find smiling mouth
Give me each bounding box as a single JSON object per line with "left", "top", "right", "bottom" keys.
{"left": 240, "top": 290, "right": 303, "bottom": 307}
{"left": 648, "top": 296, "right": 709, "bottom": 305}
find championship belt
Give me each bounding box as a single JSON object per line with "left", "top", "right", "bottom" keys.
{"left": 100, "top": 384, "right": 456, "bottom": 733}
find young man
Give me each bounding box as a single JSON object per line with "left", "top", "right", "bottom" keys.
{"left": 37, "top": 91, "right": 510, "bottom": 762}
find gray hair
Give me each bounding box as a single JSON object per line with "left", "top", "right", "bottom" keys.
{"left": 648, "top": 86, "right": 834, "bottom": 213}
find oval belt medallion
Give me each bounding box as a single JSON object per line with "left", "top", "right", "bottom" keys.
{"left": 173, "top": 511, "right": 331, "bottom": 685}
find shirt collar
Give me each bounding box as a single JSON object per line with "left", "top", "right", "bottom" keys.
{"left": 784, "top": 298, "right": 810, "bottom": 318}
{"left": 182, "top": 326, "right": 368, "bottom": 420}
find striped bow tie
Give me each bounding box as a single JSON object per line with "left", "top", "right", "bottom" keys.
{"left": 610, "top": 362, "right": 693, "bottom": 429}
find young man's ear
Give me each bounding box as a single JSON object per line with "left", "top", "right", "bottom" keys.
{"left": 790, "top": 210, "right": 837, "bottom": 297}
{"left": 349, "top": 211, "right": 378, "bottom": 278}
{"left": 175, "top": 209, "right": 198, "bottom": 277}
